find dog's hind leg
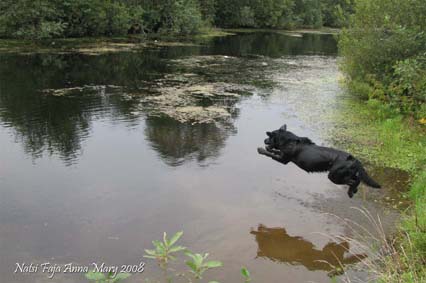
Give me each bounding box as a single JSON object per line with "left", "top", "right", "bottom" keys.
{"left": 347, "top": 177, "right": 361, "bottom": 198}
{"left": 328, "top": 161, "right": 362, "bottom": 198}
{"left": 328, "top": 161, "right": 354, "bottom": 185}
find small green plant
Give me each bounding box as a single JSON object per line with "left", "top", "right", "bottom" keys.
{"left": 85, "top": 271, "right": 130, "bottom": 283}
{"left": 185, "top": 251, "right": 223, "bottom": 279}
{"left": 143, "top": 231, "right": 230, "bottom": 283}
{"left": 240, "top": 267, "right": 251, "bottom": 282}
{"left": 84, "top": 232, "right": 249, "bottom": 283}
{"left": 144, "top": 231, "right": 186, "bottom": 268}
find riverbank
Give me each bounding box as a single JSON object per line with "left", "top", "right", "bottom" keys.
{"left": 331, "top": 93, "right": 426, "bottom": 281}
{"left": 225, "top": 27, "right": 340, "bottom": 35}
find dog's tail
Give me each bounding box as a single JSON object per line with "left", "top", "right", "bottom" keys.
{"left": 357, "top": 161, "right": 381, "bottom": 188}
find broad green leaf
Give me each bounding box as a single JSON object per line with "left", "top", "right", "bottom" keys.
{"left": 168, "top": 231, "right": 183, "bottom": 246}
{"left": 241, "top": 267, "right": 250, "bottom": 279}
{"left": 193, "top": 253, "right": 204, "bottom": 267}
{"left": 152, "top": 240, "right": 162, "bottom": 247}
{"left": 85, "top": 271, "right": 106, "bottom": 281}
{"left": 152, "top": 240, "right": 164, "bottom": 252}
{"left": 204, "top": 261, "right": 223, "bottom": 268}
{"left": 144, "top": 249, "right": 156, "bottom": 256}
{"left": 185, "top": 260, "right": 197, "bottom": 272}
{"left": 185, "top": 251, "right": 197, "bottom": 261}
{"left": 169, "top": 245, "right": 186, "bottom": 253}
{"left": 163, "top": 232, "right": 168, "bottom": 246}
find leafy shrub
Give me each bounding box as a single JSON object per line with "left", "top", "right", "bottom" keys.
{"left": 142, "top": 231, "right": 252, "bottom": 282}
{"left": 339, "top": 0, "right": 426, "bottom": 118}
{"left": 173, "top": 0, "right": 203, "bottom": 35}
{"left": 0, "top": 0, "right": 64, "bottom": 39}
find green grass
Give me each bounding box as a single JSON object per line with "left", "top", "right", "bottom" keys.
{"left": 332, "top": 94, "right": 426, "bottom": 282}
{"left": 331, "top": 98, "right": 426, "bottom": 173}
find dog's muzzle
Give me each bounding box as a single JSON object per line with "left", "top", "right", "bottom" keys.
{"left": 264, "top": 138, "right": 274, "bottom": 151}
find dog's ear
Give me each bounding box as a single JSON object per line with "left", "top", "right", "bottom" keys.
{"left": 279, "top": 124, "right": 287, "bottom": 131}
{"left": 266, "top": 131, "right": 272, "bottom": 137}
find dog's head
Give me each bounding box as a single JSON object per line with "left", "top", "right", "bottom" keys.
{"left": 264, "top": 124, "right": 313, "bottom": 150}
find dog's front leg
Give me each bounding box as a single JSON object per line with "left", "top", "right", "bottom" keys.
{"left": 267, "top": 148, "right": 282, "bottom": 155}
{"left": 257, "top": 148, "right": 290, "bottom": 164}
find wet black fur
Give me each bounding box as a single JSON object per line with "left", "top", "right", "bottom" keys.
{"left": 257, "top": 124, "right": 381, "bottom": 198}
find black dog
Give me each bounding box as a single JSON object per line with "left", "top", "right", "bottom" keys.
{"left": 257, "top": 124, "right": 381, "bottom": 198}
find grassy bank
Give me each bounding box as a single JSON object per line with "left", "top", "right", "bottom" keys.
{"left": 332, "top": 94, "right": 426, "bottom": 282}
{"left": 225, "top": 27, "right": 340, "bottom": 35}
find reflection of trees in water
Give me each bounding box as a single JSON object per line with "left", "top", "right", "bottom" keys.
{"left": 0, "top": 89, "right": 141, "bottom": 164}
{"left": 0, "top": 53, "right": 152, "bottom": 163}
{"left": 251, "top": 224, "right": 366, "bottom": 272}
{"left": 211, "top": 33, "right": 337, "bottom": 58}
{"left": 144, "top": 116, "right": 236, "bottom": 166}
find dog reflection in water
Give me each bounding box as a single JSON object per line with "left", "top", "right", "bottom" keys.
{"left": 251, "top": 224, "right": 366, "bottom": 272}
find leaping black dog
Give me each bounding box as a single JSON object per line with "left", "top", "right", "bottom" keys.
{"left": 257, "top": 124, "right": 381, "bottom": 198}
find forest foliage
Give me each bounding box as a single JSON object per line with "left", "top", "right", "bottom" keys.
{"left": 339, "top": 0, "right": 426, "bottom": 118}
{"left": 0, "top": 0, "right": 353, "bottom": 39}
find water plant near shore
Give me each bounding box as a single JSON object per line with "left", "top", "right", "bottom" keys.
{"left": 144, "top": 231, "right": 223, "bottom": 283}
{"left": 84, "top": 231, "right": 253, "bottom": 283}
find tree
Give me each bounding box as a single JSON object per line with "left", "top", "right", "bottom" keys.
{"left": 0, "top": 0, "right": 64, "bottom": 39}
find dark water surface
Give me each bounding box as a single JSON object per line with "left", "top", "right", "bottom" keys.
{"left": 0, "top": 32, "right": 401, "bottom": 283}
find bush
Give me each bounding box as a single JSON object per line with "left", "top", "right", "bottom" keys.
{"left": 173, "top": 0, "right": 203, "bottom": 35}
{"left": 0, "top": 0, "right": 65, "bottom": 39}
{"left": 390, "top": 58, "right": 426, "bottom": 118}
{"left": 339, "top": 0, "right": 426, "bottom": 117}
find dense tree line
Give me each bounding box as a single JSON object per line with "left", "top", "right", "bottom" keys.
{"left": 0, "top": 0, "right": 353, "bottom": 39}
{"left": 339, "top": 0, "right": 426, "bottom": 118}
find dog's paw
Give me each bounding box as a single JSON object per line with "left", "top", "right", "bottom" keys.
{"left": 257, "top": 147, "right": 267, "bottom": 155}
{"left": 347, "top": 188, "right": 356, "bottom": 198}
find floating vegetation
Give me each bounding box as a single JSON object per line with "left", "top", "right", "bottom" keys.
{"left": 73, "top": 42, "right": 142, "bottom": 55}
{"left": 0, "top": 39, "right": 198, "bottom": 55}
{"left": 42, "top": 85, "right": 123, "bottom": 97}
{"left": 39, "top": 54, "right": 281, "bottom": 124}
{"left": 140, "top": 81, "right": 251, "bottom": 124}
